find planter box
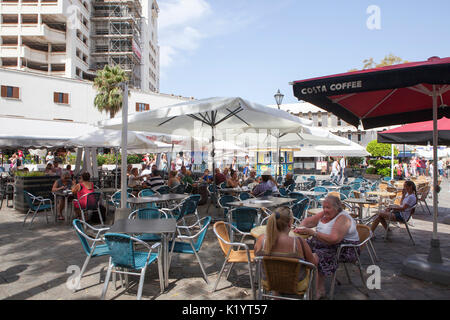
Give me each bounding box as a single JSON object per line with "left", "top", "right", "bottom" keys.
{"left": 14, "top": 175, "right": 59, "bottom": 213}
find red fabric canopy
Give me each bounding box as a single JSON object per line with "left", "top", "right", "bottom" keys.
{"left": 292, "top": 56, "right": 450, "bottom": 129}
{"left": 382, "top": 117, "right": 450, "bottom": 133}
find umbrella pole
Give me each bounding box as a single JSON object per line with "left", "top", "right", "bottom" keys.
{"left": 120, "top": 82, "right": 128, "bottom": 210}
{"left": 391, "top": 144, "right": 394, "bottom": 180}
{"left": 429, "top": 85, "right": 442, "bottom": 263}
{"left": 115, "top": 147, "right": 118, "bottom": 189}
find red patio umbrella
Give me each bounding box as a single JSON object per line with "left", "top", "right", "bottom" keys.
{"left": 378, "top": 117, "right": 450, "bottom": 145}
{"left": 291, "top": 56, "right": 450, "bottom": 284}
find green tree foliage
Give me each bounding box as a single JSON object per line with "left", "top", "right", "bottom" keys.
{"left": 366, "top": 140, "right": 398, "bottom": 157}
{"left": 93, "top": 65, "right": 129, "bottom": 118}
{"left": 350, "top": 54, "right": 408, "bottom": 71}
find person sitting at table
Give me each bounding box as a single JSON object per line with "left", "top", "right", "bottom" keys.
{"left": 254, "top": 206, "right": 318, "bottom": 297}
{"left": 53, "top": 161, "right": 63, "bottom": 177}
{"left": 52, "top": 172, "right": 73, "bottom": 221}
{"left": 44, "top": 163, "right": 54, "bottom": 175}
{"left": 226, "top": 169, "right": 240, "bottom": 188}
{"left": 294, "top": 195, "right": 360, "bottom": 299}
{"left": 128, "top": 168, "right": 143, "bottom": 189}
{"left": 283, "top": 172, "right": 296, "bottom": 188}
{"left": 268, "top": 174, "right": 279, "bottom": 193}
{"left": 178, "top": 165, "right": 187, "bottom": 180}
{"left": 181, "top": 170, "right": 194, "bottom": 185}
{"left": 252, "top": 170, "right": 273, "bottom": 197}
{"left": 71, "top": 171, "right": 94, "bottom": 220}
{"left": 223, "top": 167, "right": 231, "bottom": 180}
{"left": 126, "top": 164, "right": 133, "bottom": 177}
{"left": 242, "top": 169, "right": 257, "bottom": 187}
{"left": 200, "top": 169, "right": 213, "bottom": 183}
{"left": 214, "top": 168, "right": 227, "bottom": 186}
{"left": 63, "top": 164, "right": 73, "bottom": 178}
{"left": 147, "top": 169, "right": 165, "bottom": 190}
{"left": 140, "top": 163, "right": 152, "bottom": 180}
{"left": 370, "top": 180, "right": 417, "bottom": 234}
{"left": 168, "top": 170, "right": 181, "bottom": 189}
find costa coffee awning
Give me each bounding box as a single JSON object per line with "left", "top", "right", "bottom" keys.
{"left": 292, "top": 56, "right": 450, "bottom": 129}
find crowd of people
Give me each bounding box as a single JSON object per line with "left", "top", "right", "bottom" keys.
{"left": 395, "top": 156, "right": 447, "bottom": 179}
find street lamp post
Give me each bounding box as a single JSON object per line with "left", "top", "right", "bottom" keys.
{"left": 274, "top": 89, "right": 284, "bottom": 179}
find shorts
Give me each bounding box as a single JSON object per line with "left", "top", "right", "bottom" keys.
{"left": 393, "top": 211, "right": 405, "bottom": 222}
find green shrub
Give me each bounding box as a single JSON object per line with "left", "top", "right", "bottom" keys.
{"left": 15, "top": 171, "right": 45, "bottom": 177}
{"left": 348, "top": 157, "right": 363, "bottom": 167}
{"left": 378, "top": 167, "right": 392, "bottom": 177}
{"left": 365, "top": 167, "right": 377, "bottom": 174}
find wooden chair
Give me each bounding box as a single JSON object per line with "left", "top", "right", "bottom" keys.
{"left": 212, "top": 221, "right": 256, "bottom": 298}
{"left": 330, "top": 224, "right": 374, "bottom": 300}
{"left": 254, "top": 256, "right": 317, "bottom": 300}
{"left": 417, "top": 186, "right": 432, "bottom": 215}
{"left": 384, "top": 205, "right": 417, "bottom": 246}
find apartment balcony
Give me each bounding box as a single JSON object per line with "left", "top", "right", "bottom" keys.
{"left": 0, "top": 23, "right": 65, "bottom": 43}
{"left": 0, "top": 45, "right": 66, "bottom": 63}
{"left": 0, "top": 1, "right": 62, "bottom": 15}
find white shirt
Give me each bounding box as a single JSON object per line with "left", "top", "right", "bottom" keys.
{"left": 438, "top": 160, "right": 443, "bottom": 170}
{"left": 317, "top": 210, "right": 360, "bottom": 242}
{"left": 339, "top": 158, "right": 346, "bottom": 170}
{"left": 331, "top": 161, "right": 340, "bottom": 175}
{"left": 399, "top": 193, "right": 417, "bottom": 221}
{"left": 140, "top": 169, "right": 152, "bottom": 181}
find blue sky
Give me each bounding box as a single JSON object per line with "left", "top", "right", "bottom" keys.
{"left": 157, "top": 0, "right": 450, "bottom": 105}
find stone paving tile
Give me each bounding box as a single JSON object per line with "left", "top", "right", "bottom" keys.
{"left": 1, "top": 176, "right": 450, "bottom": 300}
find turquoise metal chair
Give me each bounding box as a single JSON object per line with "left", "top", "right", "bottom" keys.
{"left": 290, "top": 198, "right": 310, "bottom": 221}
{"left": 110, "top": 190, "right": 135, "bottom": 209}
{"left": 153, "top": 185, "right": 170, "bottom": 194}
{"left": 162, "top": 194, "right": 200, "bottom": 224}
{"left": 239, "top": 192, "right": 253, "bottom": 201}
{"left": 169, "top": 216, "right": 212, "bottom": 284}
{"left": 23, "top": 191, "right": 53, "bottom": 228}
{"left": 228, "top": 207, "right": 258, "bottom": 233}
{"left": 339, "top": 186, "right": 353, "bottom": 198}
{"left": 310, "top": 187, "right": 328, "bottom": 208}
{"left": 287, "top": 183, "right": 296, "bottom": 193}
{"left": 218, "top": 195, "right": 239, "bottom": 219}
{"left": 101, "top": 233, "right": 164, "bottom": 300}
{"left": 138, "top": 189, "right": 158, "bottom": 209}
{"left": 278, "top": 187, "right": 288, "bottom": 197}
{"left": 128, "top": 208, "right": 169, "bottom": 242}
{"left": 288, "top": 192, "right": 306, "bottom": 202}
{"left": 72, "top": 219, "right": 110, "bottom": 290}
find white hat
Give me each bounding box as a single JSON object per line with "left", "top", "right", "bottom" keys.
{"left": 262, "top": 169, "right": 272, "bottom": 176}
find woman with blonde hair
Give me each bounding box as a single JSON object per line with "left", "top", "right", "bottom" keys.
{"left": 254, "top": 206, "right": 318, "bottom": 296}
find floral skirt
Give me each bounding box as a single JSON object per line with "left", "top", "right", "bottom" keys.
{"left": 307, "top": 237, "right": 360, "bottom": 276}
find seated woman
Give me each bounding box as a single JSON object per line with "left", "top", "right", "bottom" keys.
{"left": 168, "top": 170, "right": 180, "bottom": 189}
{"left": 255, "top": 206, "right": 317, "bottom": 297}
{"left": 294, "top": 195, "right": 360, "bottom": 299}
{"left": 71, "top": 171, "right": 94, "bottom": 220}
{"left": 44, "top": 163, "right": 54, "bottom": 175}
{"left": 51, "top": 172, "right": 73, "bottom": 221}
{"left": 128, "top": 168, "right": 143, "bottom": 191}
{"left": 226, "top": 169, "right": 240, "bottom": 188}
{"left": 370, "top": 180, "right": 417, "bottom": 233}
{"left": 252, "top": 171, "right": 272, "bottom": 197}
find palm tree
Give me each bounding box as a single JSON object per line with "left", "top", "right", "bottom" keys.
{"left": 93, "top": 65, "right": 129, "bottom": 118}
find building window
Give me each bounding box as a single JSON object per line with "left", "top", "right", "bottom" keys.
{"left": 337, "top": 118, "right": 342, "bottom": 126}
{"left": 1, "top": 85, "right": 20, "bottom": 99}
{"left": 54, "top": 92, "right": 69, "bottom": 104}
{"left": 136, "top": 103, "right": 149, "bottom": 112}
{"left": 358, "top": 133, "right": 362, "bottom": 142}
{"left": 347, "top": 134, "right": 352, "bottom": 141}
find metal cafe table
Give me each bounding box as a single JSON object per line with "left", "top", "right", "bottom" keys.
{"left": 227, "top": 196, "right": 297, "bottom": 209}
{"left": 344, "top": 198, "right": 379, "bottom": 221}
{"left": 127, "top": 194, "right": 188, "bottom": 210}
{"left": 108, "top": 218, "right": 177, "bottom": 290}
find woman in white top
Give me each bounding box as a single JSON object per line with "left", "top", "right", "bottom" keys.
{"left": 330, "top": 159, "right": 340, "bottom": 183}
{"left": 294, "top": 195, "right": 360, "bottom": 299}
{"left": 370, "top": 180, "right": 417, "bottom": 233}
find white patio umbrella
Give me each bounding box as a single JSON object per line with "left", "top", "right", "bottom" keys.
{"left": 313, "top": 140, "right": 369, "bottom": 157}
{"left": 99, "top": 97, "right": 317, "bottom": 182}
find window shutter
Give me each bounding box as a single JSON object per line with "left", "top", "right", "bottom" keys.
{"left": 136, "top": 103, "right": 140, "bottom": 111}
{"left": 54, "top": 92, "right": 58, "bottom": 103}
{"left": 145, "top": 104, "right": 149, "bottom": 111}
{"left": 13, "top": 87, "right": 19, "bottom": 99}
{"left": 1, "top": 86, "right": 6, "bottom": 98}
{"left": 63, "top": 93, "right": 69, "bottom": 104}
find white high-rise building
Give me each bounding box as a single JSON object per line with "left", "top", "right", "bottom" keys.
{"left": 0, "top": 0, "right": 160, "bottom": 92}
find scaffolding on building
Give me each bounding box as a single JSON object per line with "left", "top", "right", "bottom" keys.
{"left": 91, "top": 0, "right": 143, "bottom": 88}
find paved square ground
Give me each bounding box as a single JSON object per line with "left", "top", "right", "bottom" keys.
{"left": 1, "top": 178, "right": 449, "bottom": 300}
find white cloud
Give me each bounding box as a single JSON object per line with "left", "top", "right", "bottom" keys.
{"left": 159, "top": 0, "right": 211, "bottom": 30}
